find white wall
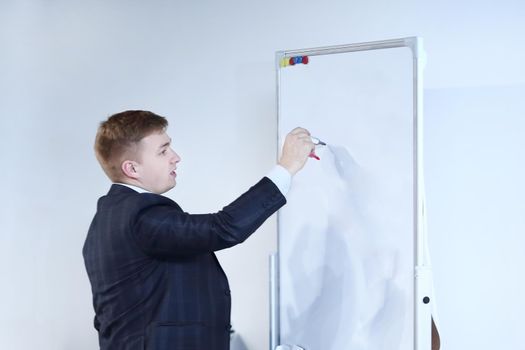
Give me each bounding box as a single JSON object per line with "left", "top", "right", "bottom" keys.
{"left": 0, "top": 1, "right": 523, "bottom": 349}
{"left": 425, "top": 85, "right": 525, "bottom": 349}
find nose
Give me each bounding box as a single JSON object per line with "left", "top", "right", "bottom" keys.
{"left": 170, "top": 149, "right": 181, "bottom": 164}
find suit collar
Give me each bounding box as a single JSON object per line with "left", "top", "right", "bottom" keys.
{"left": 114, "top": 182, "right": 151, "bottom": 193}
{"left": 108, "top": 183, "right": 140, "bottom": 196}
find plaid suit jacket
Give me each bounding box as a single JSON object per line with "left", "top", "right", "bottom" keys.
{"left": 83, "top": 177, "right": 286, "bottom": 350}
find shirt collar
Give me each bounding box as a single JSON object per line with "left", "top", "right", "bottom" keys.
{"left": 114, "top": 182, "right": 151, "bottom": 194}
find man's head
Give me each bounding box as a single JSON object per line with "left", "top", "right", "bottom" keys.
{"left": 95, "top": 110, "right": 181, "bottom": 194}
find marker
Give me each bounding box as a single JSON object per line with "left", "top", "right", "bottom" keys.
{"left": 311, "top": 136, "right": 326, "bottom": 146}
{"left": 309, "top": 136, "right": 326, "bottom": 160}
{"left": 309, "top": 152, "right": 320, "bottom": 160}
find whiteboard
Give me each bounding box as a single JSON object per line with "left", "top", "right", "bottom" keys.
{"left": 274, "top": 38, "right": 428, "bottom": 350}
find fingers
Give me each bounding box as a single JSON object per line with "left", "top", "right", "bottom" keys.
{"left": 289, "top": 127, "right": 314, "bottom": 146}
{"left": 290, "top": 127, "right": 315, "bottom": 151}
{"left": 289, "top": 127, "right": 311, "bottom": 136}
{"left": 278, "top": 127, "right": 317, "bottom": 175}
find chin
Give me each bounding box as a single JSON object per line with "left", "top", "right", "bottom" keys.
{"left": 159, "top": 183, "right": 176, "bottom": 194}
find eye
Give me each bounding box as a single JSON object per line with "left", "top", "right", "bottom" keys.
{"left": 160, "top": 149, "right": 167, "bottom": 155}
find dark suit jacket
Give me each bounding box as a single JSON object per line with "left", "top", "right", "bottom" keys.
{"left": 83, "top": 177, "right": 286, "bottom": 350}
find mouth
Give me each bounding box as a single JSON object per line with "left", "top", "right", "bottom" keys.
{"left": 170, "top": 169, "right": 177, "bottom": 178}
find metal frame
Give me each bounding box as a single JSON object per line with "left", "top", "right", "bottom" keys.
{"left": 271, "top": 37, "right": 431, "bottom": 350}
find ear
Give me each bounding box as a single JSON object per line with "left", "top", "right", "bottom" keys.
{"left": 121, "top": 160, "right": 140, "bottom": 179}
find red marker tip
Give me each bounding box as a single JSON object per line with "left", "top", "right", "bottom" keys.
{"left": 309, "top": 153, "right": 320, "bottom": 160}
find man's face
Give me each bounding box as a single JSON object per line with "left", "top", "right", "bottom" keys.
{"left": 135, "top": 131, "right": 181, "bottom": 194}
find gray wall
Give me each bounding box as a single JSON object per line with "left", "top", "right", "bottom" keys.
{"left": 1, "top": 1, "right": 523, "bottom": 349}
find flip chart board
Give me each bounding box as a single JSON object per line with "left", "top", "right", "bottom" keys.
{"left": 273, "top": 38, "right": 429, "bottom": 350}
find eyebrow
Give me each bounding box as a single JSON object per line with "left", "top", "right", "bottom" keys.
{"left": 158, "top": 139, "right": 171, "bottom": 150}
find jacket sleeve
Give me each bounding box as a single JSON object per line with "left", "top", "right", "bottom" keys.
{"left": 132, "top": 177, "right": 286, "bottom": 258}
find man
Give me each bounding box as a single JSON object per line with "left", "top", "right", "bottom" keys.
{"left": 83, "top": 110, "right": 314, "bottom": 350}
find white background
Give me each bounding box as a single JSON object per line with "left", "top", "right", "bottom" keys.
{"left": 0, "top": 1, "right": 524, "bottom": 349}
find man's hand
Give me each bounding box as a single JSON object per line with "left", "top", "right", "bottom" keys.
{"left": 279, "top": 127, "right": 315, "bottom": 176}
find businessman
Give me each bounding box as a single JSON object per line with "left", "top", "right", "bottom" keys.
{"left": 83, "top": 110, "right": 314, "bottom": 350}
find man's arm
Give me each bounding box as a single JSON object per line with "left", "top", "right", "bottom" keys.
{"left": 133, "top": 177, "right": 285, "bottom": 257}
{"left": 132, "top": 127, "right": 314, "bottom": 258}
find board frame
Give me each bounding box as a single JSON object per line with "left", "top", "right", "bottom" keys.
{"left": 270, "top": 37, "right": 431, "bottom": 350}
